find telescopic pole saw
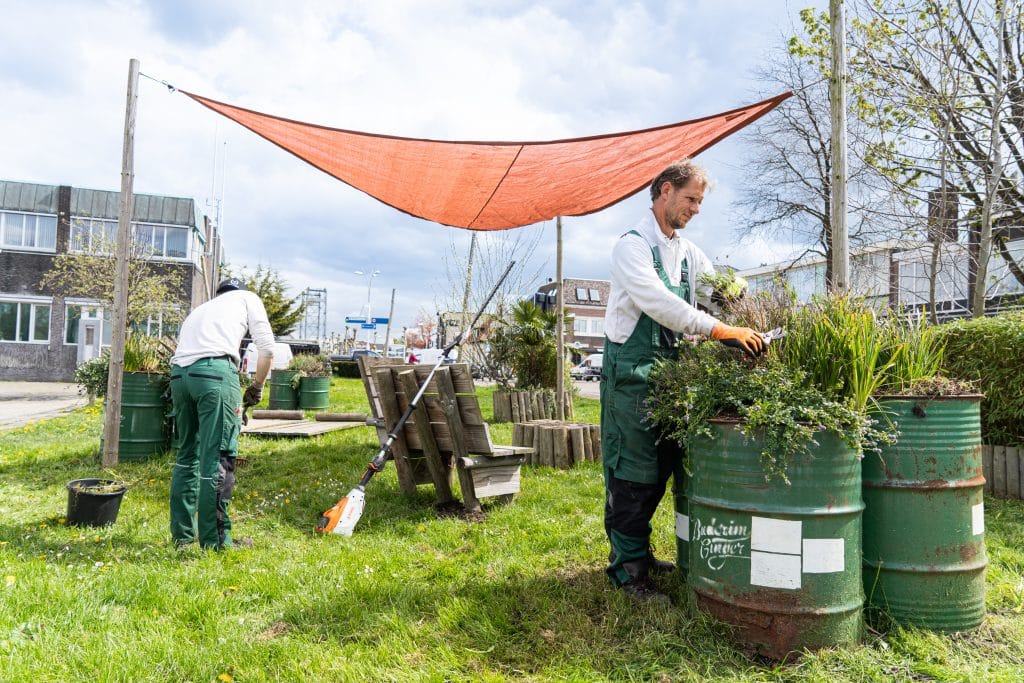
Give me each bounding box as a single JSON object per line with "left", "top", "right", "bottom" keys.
{"left": 317, "top": 260, "right": 516, "bottom": 536}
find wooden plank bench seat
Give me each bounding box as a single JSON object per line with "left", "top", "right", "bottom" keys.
{"left": 357, "top": 358, "right": 533, "bottom": 512}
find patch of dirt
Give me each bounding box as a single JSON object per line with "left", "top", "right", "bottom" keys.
{"left": 434, "top": 501, "right": 465, "bottom": 518}
{"left": 256, "top": 621, "right": 290, "bottom": 641}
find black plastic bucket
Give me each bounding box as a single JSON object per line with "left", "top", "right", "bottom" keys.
{"left": 66, "top": 479, "right": 127, "bottom": 527}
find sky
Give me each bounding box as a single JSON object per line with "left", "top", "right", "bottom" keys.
{"left": 0, "top": 0, "right": 827, "bottom": 344}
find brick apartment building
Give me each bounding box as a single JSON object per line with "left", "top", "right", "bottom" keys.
{"left": 0, "top": 180, "right": 223, "bottom": 381}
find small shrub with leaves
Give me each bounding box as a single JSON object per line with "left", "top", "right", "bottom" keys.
{"left": 288, "top": 353, "right": 332, "bottom": 378}
{"left": 648, "top": 342, "right": 888, "bottom": 482}
{"left": 75, "top": 353, "right": 110, "bottom": 400}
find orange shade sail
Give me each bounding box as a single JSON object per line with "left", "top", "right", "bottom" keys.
{"left": 183, "top": 90, "right": 791, "bottom": 230}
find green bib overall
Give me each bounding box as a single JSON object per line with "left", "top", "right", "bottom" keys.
{"left": 601, "top": 231, "right": 690, "bottom": 585}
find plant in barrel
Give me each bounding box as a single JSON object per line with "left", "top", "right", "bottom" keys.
{"left": 862, "top": 314, "right": 986, "bottom": 632}
{"left": 288, "top": 353, "right": 333, "bottom": 411}
{"left": 647, "top": 293, "right": 892, "bottom": 659}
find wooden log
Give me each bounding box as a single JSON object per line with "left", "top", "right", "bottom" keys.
{"left": 570, "top": 426, "right": 585, "bottom": 467}
{"left": 531, "top": 422, "right": 542, "bottom": 466}
{"left": 538, "top": 425, "right": 553, "bottom": 467}
{"left": 982, "top": 445, "right": 993, "bottom": 494}
{"left": 551, "top": 426, "right": 566, "bottom": 469}
{"left": 494, "top": 392, "right": 513, "bottom": 423}
{"left": 590, "top": 424, "right": 602, "bottom": 462}
{"left": 251, "top": 409, "right": 303, "bottom": 420}
{"left": 533, "top": 392, "right": 544, "bottom": 421}
{"left": 373, "top": 367, "right": 417, "bottom": 495}
{"left": 582, "top": 423, "right": 594, "bottom": 462}
{"left": 993, "top": 446, "right": 1007, "bottom": 498}
{"left": 511, "top": 392, "right": 521, "bottom": 423}
{"left": 314, "top": 412, "right": 368, "bottom": 422}
{"left": 523, "top": 423, "right": 537, "bottom": 465}
{"left": 1018, "top": 447, "right": 1024, "bottom": 501}
{"left": 397, "top": 370, "right": 453, "bottom": 503}
{"left": 1006, "top": 446, "right": 1021, "bottom": 501}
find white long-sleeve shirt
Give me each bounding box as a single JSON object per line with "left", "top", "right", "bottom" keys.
{"left": 171, "top": 290, "right": 276, "bottom": 367}
{"left": 604, "top": 211, "right": 720, "bottom": 344}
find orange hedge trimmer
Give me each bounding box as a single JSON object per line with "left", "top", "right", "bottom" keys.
{"left": 317, "top": 261, "right": 516, "bottom": 536}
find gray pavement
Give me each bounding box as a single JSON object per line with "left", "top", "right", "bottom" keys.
{"left": 574, "top": 378, "right": 601, "bottom": 399}
{"left": 0, "top": 381, "right": 89, "bottom": 431}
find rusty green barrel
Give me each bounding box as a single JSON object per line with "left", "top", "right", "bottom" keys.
{"left": 298, "top": 376, "right": 331, "bottom": 411}
{"left": 268, "top": 369, "right": 299, "bottom": 410}
{"left": 673, "top": 457, "right": 689, "bottom": 580}
{"left": 688, "top": 420, "right": 863, "bottom": 659}
{"left": 117, "top": 372, "right": 169, "bottom": 460}
{"left": 863, "top": 396, "right": 986, "bottom": 631}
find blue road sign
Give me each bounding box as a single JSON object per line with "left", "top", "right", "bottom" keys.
{"left": 360, "top": 323, "right": 376, "bottom": 329}
{"left": 345, "top": 317, "right": 367, "bottom": 324}
{"left": 371, "top": 317, "right": 389, "bottom": 324}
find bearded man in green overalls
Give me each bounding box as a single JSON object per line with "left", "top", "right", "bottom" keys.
{"left": 601, "top": 158, "right": 765, "bottom": 602}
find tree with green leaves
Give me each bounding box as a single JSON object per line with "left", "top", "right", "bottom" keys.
{"left": 39, "top": 228, "right": 185, "bottom": 332}
{"left": 488, "top": 299, "right": 572, "bottom": 390}
{"left": 223, "top": 264, "right": 306, "bottom": 337}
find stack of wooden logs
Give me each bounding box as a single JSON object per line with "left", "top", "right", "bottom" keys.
{"left": 512, "top": 419, "right": 601, "bottom": 469}
{"left": 492, "top": 390, "right": 575, "bottom": 423}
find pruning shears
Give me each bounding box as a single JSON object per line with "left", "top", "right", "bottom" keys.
{"left": 719, "top": 326, "right": 786, "bottom": 357}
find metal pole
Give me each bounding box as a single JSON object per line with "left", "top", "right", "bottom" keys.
{"left": 101, "top": 58, "right": 139, "bottom": 467}
{"left": 461, "top": 232, "right": 478, "bottom": 363}
{"left": 383, "top": 288, "right": 396, "bottom": 357}
{"left": 555, "top": 216, "right": 565, "bottom": 420}
{"left": 829, "top": 0, "right": 849, "bottom": 292}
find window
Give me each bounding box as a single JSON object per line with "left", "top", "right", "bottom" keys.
{"left": 70, "top": 218, "right": 190, "bottom": 259}
{"left": 70, "top": 218, "right": 118, "bottom": 252}
{"left": 590, "top": 318, "right": 604, "bottom": 336}
{"left": 0, "top": 211, "right": 57, "bottom": 251}
{"left": 575, "top": 287, "right": 589, "bottom": 301}
{"left": 0, "top": 299, "right": 51, "bottom": 342}
{"left": 131, "top": 309, "right": 180, "bottom": 338}
{"left": 574, "top": 318, "right": 588, "bottom": 334}
{"left": 588, "top": 288, "right": 600, "bottom": 302}
{"left": 135, "top": 222, "right": 189, "bottom": 259}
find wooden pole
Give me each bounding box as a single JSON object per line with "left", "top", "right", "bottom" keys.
{"left": 829, "top": 0, "right": 849, "bottom": 292}
{"left": 460, "top": 232, "right": 477, "bottom": 363}
{"left": 555, "top": 216, "right": 565, "bottom": 420}
{"left": 101, "top": 58, "right": 139, "bottom": 467}
{"left": 383, "top": 287, "right": 396, "bottom": 356}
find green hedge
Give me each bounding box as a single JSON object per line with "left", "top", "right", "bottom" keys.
{"left": 331, "top": 360, "right": 361, "bottom": 378}
{"left": 935, "top": 311, "right": 1024, "bottom": 447}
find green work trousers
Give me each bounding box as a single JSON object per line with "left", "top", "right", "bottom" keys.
{"left": 169, "top": 356, "right": 242, "bottom": 550}
{"left": 601, "top": 233, "right": 689, "bottom": 586}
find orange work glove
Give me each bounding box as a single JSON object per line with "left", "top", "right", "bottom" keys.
{"left": 710, "top": 323, "right": 765, "bottom": 356}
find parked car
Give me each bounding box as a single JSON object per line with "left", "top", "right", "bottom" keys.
{"left": 570, "top": 353, "right": 603, "bottom": 382}
{"left": 329, "top": 349, "right": 382, "bottom": 363}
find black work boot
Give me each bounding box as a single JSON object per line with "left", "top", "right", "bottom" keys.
{"left": 647, "top": 551, "right": 676, "bottom": 575}
{"left": 620, "top": 576, "right": 671, "bottom": 605}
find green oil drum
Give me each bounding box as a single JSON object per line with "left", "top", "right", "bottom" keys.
{"left": 688, "top": 419, "right": 864, "bottom": 659}
{"left": 298, "top": 376, "right": 331, "bottom": 411}
{"left": 673, "top": 457, "right": 690, "bottom": 580}
{"left": 268, "top": 369, "right": 299, "bottom": 410}
{"left": 863, "top": 396, "right": 986, "bottom": 631}
{"left": 117, "top": 372, "right": 169, "bottom": 460}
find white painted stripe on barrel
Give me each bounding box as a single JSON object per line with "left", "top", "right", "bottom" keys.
{"left": 750, "top": 551, "right": 801, "bottom": 589}
{"left": 972, "top": 502, "right": 985, "bottom": 536}
{"left": 751, "top": 516, "right": 801, "bottom": 555}
{"left": 802, "top": 538, "right": 844, "bottom": 573}
{"left": 675, "top": 512, "right": 690, "bottom": 542}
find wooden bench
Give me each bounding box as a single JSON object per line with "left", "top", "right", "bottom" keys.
{"left": 358, "top": 358, "right": 533, "bottom": 512}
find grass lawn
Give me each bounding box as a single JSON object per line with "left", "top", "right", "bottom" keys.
{"left": 1, "top": 378, "right": 1023, "bottom": 681}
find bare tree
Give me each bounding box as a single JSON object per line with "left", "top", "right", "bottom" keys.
{"left": 733, "top": 23, "right": 902, "bottom": 289}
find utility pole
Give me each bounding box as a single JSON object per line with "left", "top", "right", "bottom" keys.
{"left": 383, "top": 287, "right": 396, "bottom": 356}
{"left": 460, "top": 232, "right": 478, "bottom": 363}
{"left": 829, "top": 0, "right": 849, "bottom": 292}
{"left": 101, "top": 57, "right": 139, "bottom": 467}
{"left": 555, "top": 216, "right": 565, "bottom": 420}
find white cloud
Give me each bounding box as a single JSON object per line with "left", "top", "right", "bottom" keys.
{"left": 1, "top": 0, "right": 826, "bottom": 341}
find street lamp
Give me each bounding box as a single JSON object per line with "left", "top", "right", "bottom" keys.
{"left": 354, "top": 268, "right": 380, "bottom": 348}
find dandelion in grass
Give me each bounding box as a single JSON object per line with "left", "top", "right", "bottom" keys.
{"left": 5, "top": 575, "right": 14, "bottom": 587}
